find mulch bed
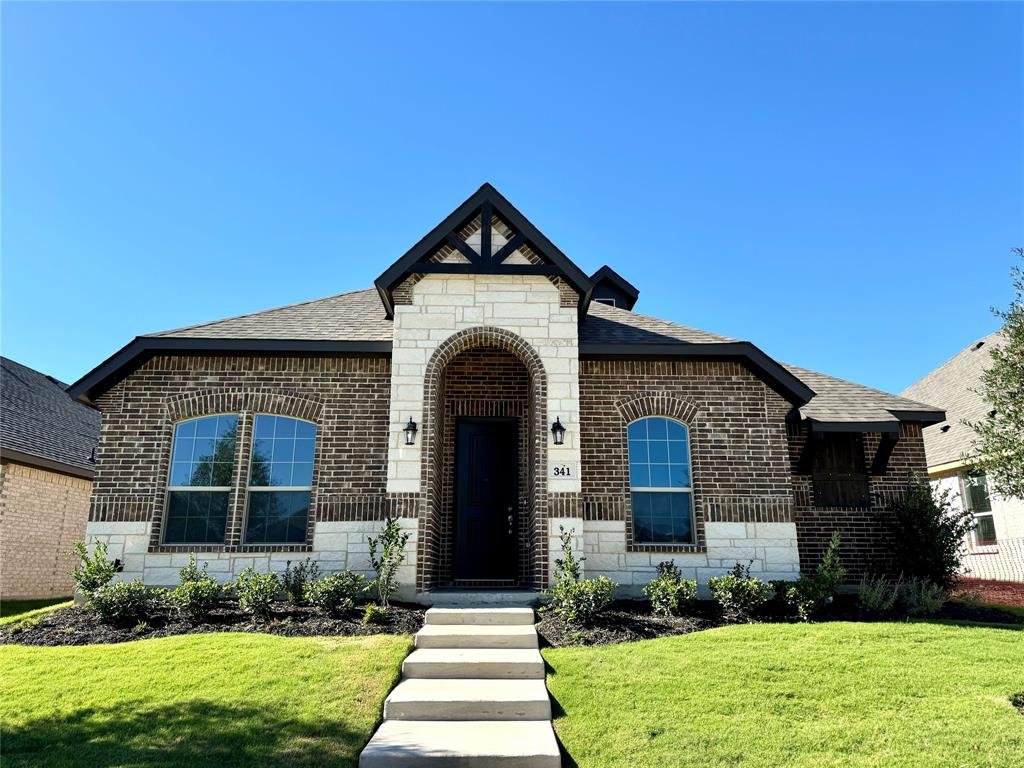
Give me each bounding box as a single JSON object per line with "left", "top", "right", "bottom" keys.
{"left": 536, "top": 600, "right": 723, "bottom": 647}
{"left": 952, "top": 578, "right": 1024, "bottom": 609}
{"left": 536, "top": 596, "right": 1024, "bottom": 648}
{"left": 5, "top": 593, "right": 1021, "bottom": 649}
{"left": 0, "top": 600, "right": 425, "bottom": 647}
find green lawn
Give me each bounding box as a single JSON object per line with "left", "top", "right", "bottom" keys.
{"left": 0, "top": 598, "right": 72, "bottom": 620}
{"left": 545, "top": 621, "right": 1024, "bottom": 768}
{"left": 0, "top": 633, "right": 411, "bottom": 768}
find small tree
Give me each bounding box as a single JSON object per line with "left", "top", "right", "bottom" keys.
{"left": 70, "top": 540, "right": 117, "bottom": 598}
{"left": 888, "top": 475, "right": 974, "bottom": 589}
{"left": 367, "top": 517, "right": 410, "bottom": 609}
{"left": 966, "top": 249, "right": 1024, "bottom": 498}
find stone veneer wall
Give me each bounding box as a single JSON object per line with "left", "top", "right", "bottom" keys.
{"left": 572, "top": 359, "right": 801, "bottom": 594}
{"left": 83, "top": 354, "right": 420, "bottom": 592}
{"left": 0, "top": 461, "right": 91, "bottom": 599}
{"left": 387, "top": 271, "right": 581, "bottom": 589}
{"left": 788, "top": 422, "right": 930, "bottom": 581}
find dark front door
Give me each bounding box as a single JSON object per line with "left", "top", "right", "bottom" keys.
{"left": 454, "top": 417, "right": 518, "bottom": 582}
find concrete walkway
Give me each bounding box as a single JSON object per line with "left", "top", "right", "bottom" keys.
{"left": 359, "top": 606, "right": 560, "bottom": 767}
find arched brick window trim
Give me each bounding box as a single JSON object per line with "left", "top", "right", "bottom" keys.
{"left": 614, "top": 392, "right": 700, "bottom": 426}
{"left": 165, "top": 389, "right": 323, "bottom": 423}
{"left": 419, "top": 327, "right": 549, "bottom": 589}
{"left": 614, "top": 392, "right": 706, "bottom": 553}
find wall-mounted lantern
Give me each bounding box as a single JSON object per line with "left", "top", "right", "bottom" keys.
{"left": 551, "top": 417, "right": 566, "bottom": 446}
{"left": 403, "top": 417, "right": 418, "bottom": 446}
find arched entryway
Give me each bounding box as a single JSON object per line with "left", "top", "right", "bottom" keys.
{"left": 419, "top": 327, "right": 547, "bottom": 591}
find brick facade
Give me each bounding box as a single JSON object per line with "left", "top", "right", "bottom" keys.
{"left": 91, "top": 354, "right": 393, "bottom": 547}
{"left": 578, "top": 359, "right": 796, "bottom": 549}
{"left": 1, "top": 461, "right": 91, "bottom": 599}
{"left": 82, "top": 334, "right": 931, "bottom": 595}
{"left": 788, "top": 422, "right": 929, "bottom": 581}
{"left": 437, "top": 347, "right": 531, "bottom": 586}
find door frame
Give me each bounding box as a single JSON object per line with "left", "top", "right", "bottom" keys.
{"left": 452, "top": 415, "right": 520, "bottom": 585}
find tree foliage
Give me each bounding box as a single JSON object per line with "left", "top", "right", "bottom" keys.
{"left": 888, "top": 475, "right": 973, "bottom": 590}
{"left": 967, "top": 249, "right": 1024, "bottom": 498}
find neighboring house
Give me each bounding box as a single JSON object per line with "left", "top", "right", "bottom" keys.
{"left": 67, "top": 184, "right": 943, "bottom": 600}
{"left": 902, "top": 333, "right": 1024, "bottom": 583}
{"left": 1, "top": 357, "right": 101, "bottom": 599}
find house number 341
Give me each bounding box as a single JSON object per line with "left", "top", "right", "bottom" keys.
{"left": 552, "top": 465, "right": 572, "bottom": 477}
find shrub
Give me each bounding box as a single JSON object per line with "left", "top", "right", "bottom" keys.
{"left": 233, "top": 568, "right": 279, "bottom": 621}
{"left": 775, "top": 532, "right": 847, "bottom": 621}
{"left": 368, "top": 517, "right": 410, "bottom": 608}
{"left": 70, "top": 540, "right": 117, "bottom": 598}
{"left": 362, "top": 603, "right": 387, "bottom": 624}
{"left": 899, "top": 577, "right": 947, "bottom": 617}
{"left": 169, "top": 578, "right": 221, "bottom": 620}
{"left": 643, "top": 561, "right": 697, "bottom": 617}
{"left": 859, "top": 574, "right": 901, "bottom": 614}
{"left": 305, "top": 571, "right": 367, "bottom": 616}
{"left": 709, "top": 562, "right": 773, "bottom": 622}
{"left": 554, "top": 576, "right": 617, "bottom": 624}
{"left": 546, "top": 527, "right": 618, "bottom": 624}
{"left": 90, "top": 580, "right": 155, "bottom": 624}
{"left": 888, "top": 475, "right": 974, "bottom": 590}
{"left": 178, "top": 553, "right": 209, "bottom": 584}
{"left": 282, "top": 558, "right": 320, "bottom": 604}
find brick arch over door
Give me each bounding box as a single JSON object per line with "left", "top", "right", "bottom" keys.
{"left": 419, "top": 327, "right": 549, "bottom": 590}
{"left": 613, "top": 391, "right": 707, "bottom": 552}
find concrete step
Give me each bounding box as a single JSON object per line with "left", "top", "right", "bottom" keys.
{"left": 425, "top": 607, "right": 536, "bottom": 626}
{"left": 359, "top": 720, "right": 560, "bottom": 768}
{"left": 384, "top": 678, "right": 551, "bottom": 721}
{"left": 425, "top": 590, "right": 541, "bottom": 607}
{"left": 416, "top": 623, "right": 539, "bottom": 649}
{"left": 403, "top": 648, "right": 545, "bottom": 680}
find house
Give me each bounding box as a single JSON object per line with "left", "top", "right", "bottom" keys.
{"left": 67, "top": 184, "right": 944, "bottom": 600}
{"left": 902, "top": 333, "right": 1024, "bottom": 583}
{"left": 1, "top": 356, "right": 101, "bottom": 600}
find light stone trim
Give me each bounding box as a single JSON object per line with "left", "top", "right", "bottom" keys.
{"left": 84, "top": 517, "right": 419, "bottom": 599}
{"left": 580, "top": 519, "right": 800, "bottom": 595}
{"left": 386, "top": 274, "right": 581, "bottom": 495}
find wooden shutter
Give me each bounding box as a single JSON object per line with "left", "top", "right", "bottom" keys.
{"left": 812, "top": 433, "right": 870, "bottom": 508}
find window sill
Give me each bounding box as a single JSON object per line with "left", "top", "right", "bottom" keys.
{"left": 150, "top": 544, "right": 313, "bottom": 554}
{"left": 627, "top": 543, "right": 706, "bottom": 554}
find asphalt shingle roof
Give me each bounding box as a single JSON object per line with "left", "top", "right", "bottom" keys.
{"left": 148, "top": 288, "right": 393, "bottom": 342}
{"left": 900, "top": 331, "right": 1003, "bottom": 467}
{"left": 785, "top": 363, "right": 938, "bottom": 424}
{"left": 1, "top": 356, "right": 101, "bottom": 473}
{"left": 144, "top": 287, "right": 942, "bottom": 426}
{"left": 580, "top": 301, "right": 735, "bottom": 344}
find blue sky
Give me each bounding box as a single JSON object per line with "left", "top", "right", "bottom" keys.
{"left": 3, "top": 1, "right": 1022, "bottom": 395}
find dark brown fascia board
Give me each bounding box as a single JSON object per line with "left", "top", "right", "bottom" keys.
{"left": 807, "top": 419, "right": 902, "bottom": 435}
{"left": 67, "top": 336, "right": 393, "bottom": 405}
{"left": 888, "top": 409, "right": 946, "bottom": 426}
{"left": 579, "top": 341, "right": 816, "bottom": 406}
{"left": 374, "top": 183, "right": 595, "bottom": 319}
{"left": 0, "top": 447, "right": 95, "bottom": 480}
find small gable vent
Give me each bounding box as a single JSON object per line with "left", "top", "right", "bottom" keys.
{"left": 972, "top": 341, "right": 986, "bottom": 351}
{"left": 940, "top": 424, "right": 951, "bottom": 433}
